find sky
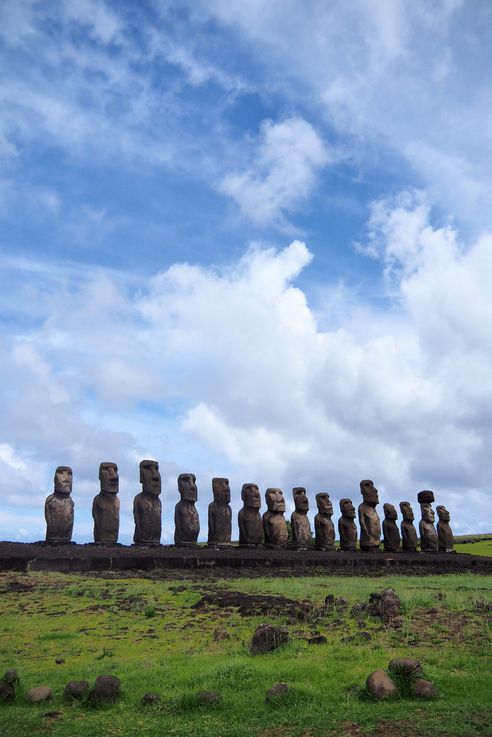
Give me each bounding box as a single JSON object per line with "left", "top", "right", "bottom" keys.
{"left": 1, "top": 0, "right": 491, "bottom": 543}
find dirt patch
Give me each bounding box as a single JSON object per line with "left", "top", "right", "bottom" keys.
{"left": 192, "top": 589, "right": 314, "bottom": 619}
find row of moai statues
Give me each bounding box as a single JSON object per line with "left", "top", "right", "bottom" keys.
{"left": 45, "top": 464, "right": 454, "bottom": 551}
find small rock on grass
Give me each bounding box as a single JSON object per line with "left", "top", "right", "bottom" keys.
{"left": 250, "top": 624, "right": 290, "bottom": 655}
{"left": 388, "top": 658, "right": 422, "bottom": 677}
{"left": 0, "top": 681, "right": 15, "bottom": 701}
{"left": 88, "top": 675, "right": 121, "bottom": 704}
{"left": 3, "top": 669, "right": 19, "bottom": 685}
{"left": 64, "top": 680, "right": 90, "bottom": 699}
{"left": 26, "top": 686, "right": 53, "bottom": 703}
{"left": 198, "top": 690, "right": 221, "bottom": 706}
{"left": 266, "top": 683, "right": 290, "bottom": 702}
{"left": 307, "top": 635, "right": 327, "bottom": 645}
{"left": 366, "top": 670, "right": 398, "bottom": 700}
{"left": 412, "top": 678, "right": 438, "bottom": 699}
{"left": 141, "top": 692, "right": 161, "bottom": 706}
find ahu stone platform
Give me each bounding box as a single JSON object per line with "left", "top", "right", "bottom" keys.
{"left": 0, "top": 542, "right": 491, "bottom": 575}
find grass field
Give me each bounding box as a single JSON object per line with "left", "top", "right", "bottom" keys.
{"left": 0, "top": 570, "right": 491, "bottom": 737}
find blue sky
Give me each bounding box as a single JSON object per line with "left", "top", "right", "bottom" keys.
{"left": 1, "top": 0, "right": 491, "bottom": 542}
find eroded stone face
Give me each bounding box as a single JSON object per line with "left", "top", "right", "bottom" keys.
{"left": 175, "top": 473, "right": 199, "bottom": 544}
{"left": 291, "top": 487, "right": 312, "bottom": 549}
{"left": 338, "top": 498, "right": 357, "bottom": 551}
{"left": 400, "top": 501, "right": 418, "bottom": 551}
{"left": 208, "top": 477, "right": 232, "bottom": 545}
{"left": 263, "top": 488, "right": 288, "bottom": 547}
{"left": 314, "top": 493, "right": 335, "bottom": 550}
{"left": 419, "top": 503, "right": 438, "bottom": 552}
{"left": 45, "top": 466, "right": 74, "bottom": 543}
{"left": 436, "top": 505, "right": 454, "bottom": 552}
{"left": 358, "top": 480, "right": 381, "bottom": 551}
{"left": 93, "top": 462, "right": 120, "bottom": 544}
{"left": 133, "top": 460, "right": 162, "bottom": 545}
{"left": 238, "top": 483, "right": 263, "bottom": 546}
{"left": 382, "top": 503, "right": 400, "bottom": 552}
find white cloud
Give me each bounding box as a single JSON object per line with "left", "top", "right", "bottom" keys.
{"left": 220, "top": 117, "right": 330, "bottom": 225}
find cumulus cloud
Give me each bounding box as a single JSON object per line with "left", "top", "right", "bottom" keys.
{"left": 219, "top": 118, "right": 330, "bottom": 225}
{"left": 1, "top": 197, "right": 491, "bottom": 539}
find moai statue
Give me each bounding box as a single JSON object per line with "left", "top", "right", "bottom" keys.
{"left": 436, "top": 505, "right": 454, "bottom": 552}
{"left": 45, "top": 466, "right": 74, "bottom": 544}
{"left": 418, "top": 490, "right": 438, "bottom": 552}
{"left": 174, "top": 473, "right": 200, "bottom": 545}
{"left": 382, "top": 503, "right": 400, "bottom": 552}
{"left": 92, "top": 462, "right": 120, "bottom": 544}
{"left": 314, "top": 493, "right": 335, "bottom": 551}
{"left": 291, "top": 487, "right": 312, "bottom": 549}
{"left": 207, "top": 477, "right": 232, "bottom": 546}
{"left": 358, "top": 480, "right": 381, "bottom": 552}
{"left": 338, "top": 498, "right": 357, "bottom": 551}
{"left": 263, "top": 488, "right": 288, "bottom": 548}
{"left": 399, "top": 501, "right": 418, "bottom": 552}
{"left": 133, "top": 460, "right": 162, "bottom": 545}
{"left": 238, "top": 483, "right": 263, "bottom": 547}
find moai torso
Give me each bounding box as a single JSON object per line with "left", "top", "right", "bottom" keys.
{"left": 174, "top": 474, "right": 200, "bottom": 545}
{"left": 263, "top": 488, "right": 288, "bottom": 547}
{"left": 314, "top": 493, "right": 335, "bottom": 550}
{"left": 358, "top": 480, "right": 381, "bottom": 551}
{"left": 93, "top": 462, "right": 120, "bottom": 544}
{"left": 45, "top": 466, "right": 74, "bottom": 544}
{"left": 133, "top": 460, "right": 162, "bottom": 545}
{"left": 382, "top": 503, "right": 400, "bottom": 552}
{"left": 238, "top": 484, "right": 263, "bottom": 546}
{"left": 418, "top": 491, "right": 438, "bottom": 552}
{"left": 208, "top": 478, "right": 232, "bottom": 545}
{"left": 291, "top": 487, "right": 312, "bottom": 549}
{"left": 400, "top": 501, "right": 417, "bottom": 551}
{"left": 339, "top": 499, "right": 357, "bottom": 551}
{"left": 437, "top": 506, "right": 454, "bottom": 552}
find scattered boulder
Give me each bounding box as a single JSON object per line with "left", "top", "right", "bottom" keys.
{"left": 88, "top": 675, "right": 121, "bottom": 704}
{"left": 388, "top": 658, "right": 422, "bottom": 677}
{"left": 368, "top": 589, "right": 401, "bottom": 626}
{"left": 55, "top": 658, "right": 65, "bottom": 665}
{"left": 42, "top": 710, "right": 62, "bottom": 719}
{"left": 198, "top": 690, "right": 221, "bottom": 706}
{"left": 307, "top": 634, "right": 327, "bottom": 645}
{"left": 366, "top": 670, "right": 398, "bottom": 700}
{"left": 26, "top": 686, "right": 53, "bottom": 703}
{"left": 249, "top": 624, "right": 290, "bottom": 655}
{"left": 141, "top": 692, "right": 160, "bottom": 706}
{"left": 266, "top": 682, "right": 290, "bottom": 702}
{"left": 3, "top": 669, "right": 19, "bottom": 685}
{"left": 412, "top": 678, "right": 438, "bottom": 699}
{"left": 0, "top": 680, "right": 15, "bottom": 701}
{"left": 64, "top": 680, "right": 90, "bottom": 700}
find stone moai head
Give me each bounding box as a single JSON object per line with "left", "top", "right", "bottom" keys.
{"left": 265, "top": 488, "right": 286, "bottom": 513}
{"left": 422, "top": 504, "right": 435, "bottom": 523}
{"left": 360, "top": 479, "right": 379, "bottom": 506}
{"left": 241, "top": 483, "right": 261, "bottom": 509}
{"left": 212, "top": 477, "right": 230, "bottom": 505}
{"left": 54, "top": 466, "right": 73, "bottom": 495}
{"left": 400, "top": 501, "right": 414, "bottom": 520}
{"left": 140, "top": 460, "right": 161, "bottom": 495}
{"left": 293, "top": 487, "right": 309, "bottom": 513}
{"left": 383, "top": 503, "right": 397, "bottom": 520}
{"left": 316, "top": 493, "right": 333, "bottom": 515}
{"left": 340, "top": 498, "right": 356, "bottom": 518}
{"left": 436, "top": 505, "right": 450, "bottom": 522}
{"left": 178, "top": 473, "right": 197, "bottom": 502}
{"left": 99, "top": 462, "right": 119, "bottom": 494}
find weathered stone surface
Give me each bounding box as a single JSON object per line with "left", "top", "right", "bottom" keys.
{"left": 400, "top": 501, "right": 418, "bottom": 551}
{"left": 88, "top": 675, "right": 121, "bottom": 704}
{"left": 238, "top": 484, "right": 263, "bottom": 547}
{"left": 26, "top": 686, "right": 53, "bottom": 703}
{"left": 420, "top": 504, "right": 438, "bottom": 552}
{"left": 141, "top": 692, "right": 160, "bottom": 705}
{"left": 133, "top": 460, "right": 162, "bottom": 545}
{"left": 45, "top": 466, "right": 74, "bottom": 544}
{"left": 366, "top": 670, "right": 398, "bottom": 699}
{"left": 338, "top": 499, "right": 357, "bottom": 551}
{"left": 437, "top": 505, "right": 454, "bottom": 552}
{"left": 358, "top": 480, "right": 381, "bottom": 551}
{"left": 266, "top": 682, "right": 290, "bottom": 701}
{"left": 412, "top": 678, "right": 438, "bottom": 699}
{"left": 3, "top": 669, "right": 19, "bottom": 685}
{"left": 388, "top": 658, "right": 422, "bottom": 677}
{"left": 198, "top": 690, "right": 221, "bottom": 706}
{"left": 263, "top": 488, "right": 288, "bottom": 548}
{"left": 307, "top": 634, "right": 327, "bottom": 645}
{"left": 379, "top": 588, "right": 401, "bottom": 625}
{"left": 64, "top": 680, "right": 89, "bottom": 699}
{"left": 314, "top": 493, "right": 335, "bottom": 550}
{"left": 418, "top": 490, "right": 435, "bottom": 504}
{"left": 208, "top": 478, "right": 232, "bottom": 545}
{"left": 291, "top": 488, "right": 312, "bottom": 549}
{"left": 174, "top": 473, "right": 199, "bottom": 545}
{"left": 250, "top": 624, "right": 290, "bottom": 655}
{"left": 0, "top": 680, "right": 15, "bottom": 701}
{"left": 382, "top": 503, "right": 400, "bottom": 552}
{"left": 92, "top": 462, "right": 120, "bottom": 544}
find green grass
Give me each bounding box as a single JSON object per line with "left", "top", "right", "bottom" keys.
{"left": 455, "top": 538, "right": 492, "bottom": 557}
{"left": 0, "top": 571, "right": 490, "bottom": 737}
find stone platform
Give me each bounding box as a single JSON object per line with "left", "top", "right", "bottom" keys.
{"left": 0, "top": 541, "right": 491, "bottom": 575}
